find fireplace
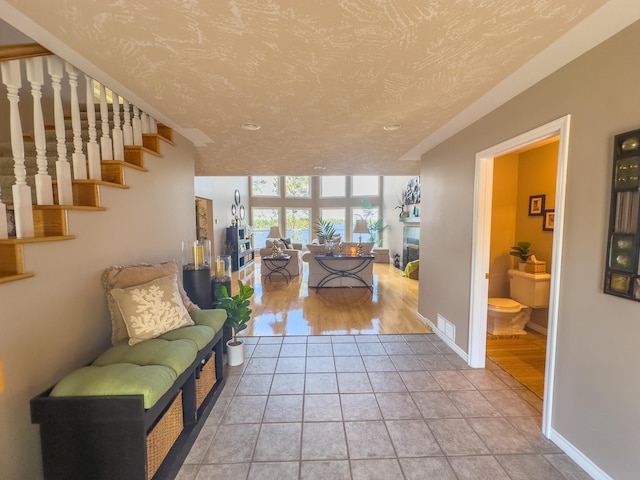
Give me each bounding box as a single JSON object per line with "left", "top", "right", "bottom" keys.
{"left": 402, "top": 226, "right": 420, "bottom": 269}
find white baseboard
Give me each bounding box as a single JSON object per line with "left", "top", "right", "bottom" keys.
{"left": 418, "top": 313, "right": 468, "bottom": 362}
{"left": 526, "top": 321, "right": 548, "bottom": 335}
{"left": 548, "top": 428, "right": 612, "bottom": 480}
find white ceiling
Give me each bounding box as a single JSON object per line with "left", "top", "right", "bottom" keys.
{"left": 1, "top": 0, "right": 635, "bottom": 176}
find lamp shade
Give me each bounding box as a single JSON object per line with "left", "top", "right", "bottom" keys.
{"left": 268, "top": 226, "right": 282, "bottom": 238}
{"left": 353, "top": 219, "right": 369, "bottom": 235}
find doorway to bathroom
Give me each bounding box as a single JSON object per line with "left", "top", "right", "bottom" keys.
{"left": 485, "top": 136, "right": 558, "bottom": 398}
{"left": 467, "top": 115, "right": 570, "bottom": 437}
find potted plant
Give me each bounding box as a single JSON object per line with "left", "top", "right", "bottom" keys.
{"left": 314, "top": 218, "right": 336, "bottom": 254}
{"left": 215, "top": 279, "right": 255, "bottom": 366}
{"left": 509, "top": 241, "right": 533, "bottom": 270}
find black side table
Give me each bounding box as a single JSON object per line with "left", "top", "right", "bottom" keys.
{"left": 182, "top": 267, "right": 213, "bottom": 309}
{"left": 262, "top": 255, "right": 292, "bottom": 284}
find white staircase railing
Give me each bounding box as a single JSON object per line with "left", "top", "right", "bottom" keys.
{"left": 26, "top": 56, "right": 53, "bottom": 205}
{"left": 66, "top": 62, "right": 88, "bottom": 180}
{"left": 1, "top": 59, "right": 34, "bottom": 238}
{"left": 0, "top": 49, "right": 161, "bottom": 239}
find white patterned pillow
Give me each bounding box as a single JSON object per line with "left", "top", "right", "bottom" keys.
{"left": 110, "top": 274, "right": 194, "bottom": 346}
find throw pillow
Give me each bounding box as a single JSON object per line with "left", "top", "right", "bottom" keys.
{"left": 110, "top": 274, "right": 194, "bottom": 346}
{"left": 280, "top": 237, "right": 292, "bottom": 249}
{"left": 103, "top": 260, "right": 199, "bottom": 344}
{"left": 306, "top": 244, "right": 326, "bottom": 255}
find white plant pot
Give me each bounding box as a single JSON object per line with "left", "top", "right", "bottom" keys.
{"left": 518, "top": 262, "right": 527, "bottom": 271}
{"left": 226, "top": 339, "right": 244, "bottom": 366}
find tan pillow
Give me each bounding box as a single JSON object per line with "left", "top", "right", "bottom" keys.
{"left": 110, "top": 275, "right": 194, "bottom": 346}
{"left": 103, "top": 260, "right": 199, "bottom": 344}
{"left": 306, "top": 244, "right": 326, "bottom": 255}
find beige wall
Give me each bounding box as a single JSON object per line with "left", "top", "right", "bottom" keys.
{"left": 194, "top": 176, "right": 251, "bottom": 260}
{"left": 420, "top": 20, "right": 640, "bottom": 479}
{"left": 0, "top": 134, "right": 197, "bottom": 480}
{"left": 489, "top": 152, "right": 519, "bottom": 298}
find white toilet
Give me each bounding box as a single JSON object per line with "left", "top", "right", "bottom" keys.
{"left": 487, "top": 269, "right": 551, "bottom": 336}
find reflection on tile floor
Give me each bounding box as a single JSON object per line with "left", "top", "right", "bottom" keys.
{"left": 177, "top": 335, "right": 592, "bottom": 480}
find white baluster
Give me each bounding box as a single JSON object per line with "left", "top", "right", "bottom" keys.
{"left": 99, "top": 83, "right": 113, "bottom": 160}
{"left": 122, "top": 99, "right": 133, "bottom": 146}
{"left": 1, "top": 60, "right": 34, "bottom": 238}
{"left": 84, "top": 75, "right": 101, "bottom": 180}
{"left": 132, "top": 106, "right": 143, "bottom": 146}
{"left": 141, "top": 111, "right": 150, "bottom": 134}
{"left": 111, "top": 92, "right": 124, "bottom": 160}
{"left": 149, "top": 117, "right": 158, "bottom": 134}
{"left": 26, "top": 57, "right": 53, "bottom": 205}
{"left": 65, "top": 62, "right": 87, "bottom": 180}
{"left": 47, "top": 56, "right": 73, "bottom": 206}
{"left": 0, "top": 193, "right": 7, "bottom": 239}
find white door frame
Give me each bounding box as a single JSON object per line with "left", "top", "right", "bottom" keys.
{"left": 468, "top": 115, "right": 571, "bottom": 436}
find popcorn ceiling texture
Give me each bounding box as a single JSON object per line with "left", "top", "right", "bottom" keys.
{"left": 6, "top": 0, "right": 606, "bottom": 175}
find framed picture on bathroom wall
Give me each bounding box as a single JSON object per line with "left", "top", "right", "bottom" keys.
{"left": 528, "top": 194, "right": 545, "bottom": 216}
{"left": 543, "top": 209, "right": 555, "bottom": 231}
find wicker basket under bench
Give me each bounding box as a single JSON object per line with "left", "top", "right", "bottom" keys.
{"left": 31, "top": 327, "right": 225, "bottom": 480}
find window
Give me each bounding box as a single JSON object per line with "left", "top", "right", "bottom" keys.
{"left": 351, "top": 175, "right": 379, "bottom": 197}
{"left": 319, "top": 208, "right": 346, "bottom": 241}
{"left": 352, "top": 207, "right": 379, "bottom": 243}
{"left": 251, "top": 176, "right": 280, "bottom": 197}
{"left": 320, "top": 176, "right": 346, "bottom": 197}
{"left": 285, "top": 208, "right": 310, "bottom": 244}
{"left": 252, "top": 208, "right": 280, "bottom": 248}
{"left": 285, "top": 176, "right": 311, "bottom": 198}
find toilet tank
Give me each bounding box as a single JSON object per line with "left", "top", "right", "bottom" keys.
{"left": 508, "top": 269, "right": 551, "bottom": 308}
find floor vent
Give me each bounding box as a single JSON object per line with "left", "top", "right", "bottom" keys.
{"left": 437, "top": 314, "right": 455, "bottom": 342}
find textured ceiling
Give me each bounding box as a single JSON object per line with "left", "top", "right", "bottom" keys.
{"left": 2, "top": 1, "right": 611, "bottom": 175}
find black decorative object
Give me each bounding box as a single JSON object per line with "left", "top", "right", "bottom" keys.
{"left": 604, "top": 127, "right": 640, "bottom": 301}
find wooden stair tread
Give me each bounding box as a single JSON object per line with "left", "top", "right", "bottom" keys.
{"left": 72, "top": 179, "right": 130, "bottom": 189}
{"left": 0, "top": 273, "right": 35, "bottom": 284}
{"left": 101, "top": 160, "right": 149, "bottom": 172}
{"left": 0, "top": 235, "right": 75, "bottom": 245}
{"left": 8, "top": 205, "right": 106, "bottom": 212}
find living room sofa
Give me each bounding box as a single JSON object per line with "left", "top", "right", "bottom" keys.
{"left": 259, "top": 239, "right": 304, "bottom": 277}
{"left": 31, "top": 261, "right": 227, "bottom": 480}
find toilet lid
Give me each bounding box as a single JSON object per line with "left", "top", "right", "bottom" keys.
{"left": 488, "top": 298, "right": 520, "bottom": 310}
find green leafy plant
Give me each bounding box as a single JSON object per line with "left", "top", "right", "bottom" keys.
{"left": 215, "top": 280, "right": 255, "bottom": 346}
{"left": 509, "top": 242, "right": 533, "bottom": 263}
{"left": 313, "top": 218, "right": 336, "bottom": 242}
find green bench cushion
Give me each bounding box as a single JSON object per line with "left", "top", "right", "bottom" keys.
{"left": 50, "top": 363, "right": 176, "bottom": 409}
{"left": 93, "top": 338, "right": 198, "bottom": 376}
{"left": 189, "top": 308, "right": 227, "bottom": 332}
{"left": 157, "top": 324, "right": 215, "bottom": 350}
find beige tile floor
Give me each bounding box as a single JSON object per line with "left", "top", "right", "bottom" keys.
{"left": 176, "top": 334, "right": 592, "bottom": 480}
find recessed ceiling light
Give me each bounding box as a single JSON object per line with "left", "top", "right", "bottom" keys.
{"left": 383, "top": 123, "right": 401, "bottom": 131}
{"left": 241, "top": 122, "right": 261, "bottom": 131}
{"left": 314, "top": 166, "right": 326, "bottom": 170}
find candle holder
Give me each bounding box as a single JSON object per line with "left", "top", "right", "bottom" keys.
{"left": 182, "top": 239, "right": 211, "bottom": 271}
{"left": 182, "top": 239, "right": 212, "bottom": 309}
{"left": 214, "top": 255, "right": 232, "bottom": 281}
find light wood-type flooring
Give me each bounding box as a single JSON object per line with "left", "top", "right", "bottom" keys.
{"left": 231, "top": 257, "right": 546, "bottom": 399}
{"left": 232, "top": 258, "right": 431, "bottom": 337}
{"left": 486, "top": 329, "right": 547, "bottom": 398}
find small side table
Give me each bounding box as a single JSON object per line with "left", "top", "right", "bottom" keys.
{"left": 262, "top": 255, "right": 292, "bottom": 284}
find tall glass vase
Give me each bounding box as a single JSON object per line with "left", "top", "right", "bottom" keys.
{"left": 325, "top": 239, "right": 334, "bottom": 255}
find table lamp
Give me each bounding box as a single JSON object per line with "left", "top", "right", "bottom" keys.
{"left": 268, "top": 226, "right": 283, "bottom": 257}
{"left": 353, "top": 219, "right": 370, "bottom": 256}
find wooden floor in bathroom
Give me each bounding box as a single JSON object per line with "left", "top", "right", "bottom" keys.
{"left": 486, "top": 329, "right": 547, "bottom": 398}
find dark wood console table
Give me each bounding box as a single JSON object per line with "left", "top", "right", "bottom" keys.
{"left": 314, "top": 254, "right": 374, "bottom": 292}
